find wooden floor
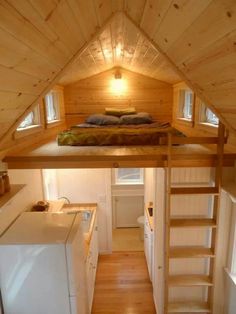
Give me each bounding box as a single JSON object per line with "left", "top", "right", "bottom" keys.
{"left": 92, "top": 252, "right": 156, "bottom": 314}
{"left": 112, "top": 228, "right": 144, "bottom": 252}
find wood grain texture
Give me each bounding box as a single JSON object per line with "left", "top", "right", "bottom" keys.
{"left": 59, "top": 13, "right": 180, "bottom": 85}
{"left": 124, "top": 1, "right": 236, "bottom": 134}
{"left": 172, "top": 81, "right": 236, "bottom": 152}
{"left": 3, "top": 140, "right": 236, "bottom": 169}
{"left": 0, "top": 0, "right": 116, "bottom": 143}
{"left": 0, "top": 184, "right": 25, "bottom": 208}
{"left": 64, "top": 68, "right": 173, "bottom": 126}
{"left": 91, "top": 252, "right": 156, "bottom": 314}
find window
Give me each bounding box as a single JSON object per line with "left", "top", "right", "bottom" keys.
{"left": 45, "top": 90, "right": 60, "bottom": 123}
{"left": 179, "top": 89, "right": 193, "bottom": 120}
{"left": 17, "top": 105, "right": 40, "bottom": 130}
{"left": 200, "top": 103, "right": 219, "bottom": 126}
{"left": 114, "top": 168, "right": 144, "bottom": 185}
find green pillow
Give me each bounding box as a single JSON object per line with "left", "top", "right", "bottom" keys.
{"left": 105, "top": 107, "right": 136, "bottom": 117}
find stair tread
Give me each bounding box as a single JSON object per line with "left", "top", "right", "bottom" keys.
{"left": 170, "top": 187, "right": 219, "bottom": 195}
{"left": 169, "top": 246, "right": 215, "bottom": 258}
{"left": 170, "top": 218, "right": 217, "bottom": 228}
{"left": 169, "top": 274, "right": 213, "bottom": 286}
{"left": 168, "top": 302, "right": 210, "bottom": 313}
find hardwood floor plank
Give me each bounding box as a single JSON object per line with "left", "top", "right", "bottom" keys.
{"left": 92, "top": 252, "right": 156, "bottom": 314}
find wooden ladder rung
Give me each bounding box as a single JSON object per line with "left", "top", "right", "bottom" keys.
{"left": 169, "top": 275, "right": 213, "bottom": 286}
{"left": 170, "top": 187, "right": 219, "bottom": 195}
{"left": 170, "top": 218, "right": 217, "bottom": 228}
{"left": 169, "top": 246, "right": 215, "bottom": 259}
{"left": 168, "top": 302, "right": 211, "bottom": 313}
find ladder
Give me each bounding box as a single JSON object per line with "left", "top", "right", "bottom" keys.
{"left": 164, "top": 122, "right": 225, "bottom": 314}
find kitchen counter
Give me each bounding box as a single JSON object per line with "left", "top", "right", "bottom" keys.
{"left": 62, "top": 203, "right": 97, "bottom": 255}
{"left": 145, "top": 206, "right": 154, "bottom": 231}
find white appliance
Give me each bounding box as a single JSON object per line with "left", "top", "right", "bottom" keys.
{"left": 0, "top": 212, "right": 89, "bottom": 314}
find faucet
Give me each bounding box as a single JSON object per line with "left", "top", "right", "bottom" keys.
{"left": 58, "top": 196, "right": 71, "bottom": 204}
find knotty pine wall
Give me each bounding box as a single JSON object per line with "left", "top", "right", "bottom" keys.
{"left": 63, "top": 68, "right": 173, "bottom": 127}
{"left": 172, "top": 81, "right": 236, "bottom": 153}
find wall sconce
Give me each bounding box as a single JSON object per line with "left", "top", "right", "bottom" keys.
{"left": 114, "top": 69, "right": 122, "bottom": 79}
{"left": 111, "top": 69, "right": 126, "bottom": 95}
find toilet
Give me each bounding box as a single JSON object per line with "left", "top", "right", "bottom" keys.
{"left": 137, "top": 215, "right": 144, "bottom": 241}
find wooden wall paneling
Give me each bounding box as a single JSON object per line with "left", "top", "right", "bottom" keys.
{"left": 59, "top": 12, "right": 181, "bottom": 85}
{"left": 55, "top": 0, "right": 98, "bottom": 42}
{"left": 122, "top": 16, "right": 141, "bottom": 67}
{"left": 0, "top": 27, "right": 60, "bottom": 80}
{"left": 0, "top": 12, "right": 118, "bottom": 149}
{"left": 110, "top": 12, "right": 124, "bottom": 65}
{"left": 124, "top": 0, "right": 146, "bottom": 24}
{"left": 64, "top": 68, "right": 173, "bottom": 126}
{"left": 139, "top": 0, "right": 173, "bottom": 38}
{"left": 0, "top": 65, "right": 48, "bottom": 95}
{"left": 0, "top": 2, "right": 69, "bottom": 66}
{"left": 111, "top": 0, "right": 125, "bottom": 12}
{"left": 166, "top": 0, "right": 236, "bottom": 67}
{"left": 99, "top": 26, "right": 114, "bottom": 65}
{"left": 124, "top": 11, "right": 236, "bottom": 133}
{"left": 93, "top": 0, "right": 113, "bottom": 26}
{"left": 6, "top": 0, "right": 72, "bottom": 57}
{"left": 152, "top": 0, "right": 212, "bottom": 52}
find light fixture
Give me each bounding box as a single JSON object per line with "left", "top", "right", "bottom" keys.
{"left": 110, "top": 68, "right": 127, "bottom": 95}
{"left": 114, "top": 69, "right": 122, "bottom": 79}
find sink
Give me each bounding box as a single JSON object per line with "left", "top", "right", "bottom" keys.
{"left": 61, "top": 205, "right": 94, "bottom": 234}
{"left": 80, "top": 210, "right": 93, "bottom": 233}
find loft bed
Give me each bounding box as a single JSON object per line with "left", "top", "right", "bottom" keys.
{"left": 3, "top": 109, "right": 236, "bottom": 168}
{"left": 57, "top": 110, "right": 183, "bottom": 146}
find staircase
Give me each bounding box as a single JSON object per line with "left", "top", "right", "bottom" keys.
{"left": 164, "top": 123, "right": 225, "bottom": 314}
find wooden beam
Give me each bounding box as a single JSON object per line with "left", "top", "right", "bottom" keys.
{"left": 0, "top": 11, "right": 121, "bottom": 147}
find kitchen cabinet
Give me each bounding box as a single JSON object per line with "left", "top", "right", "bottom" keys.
{"left": 86, "top": 213, "right": 98, "bottom": 312}
{"left": 144, "top": 211, "right": 153, "bottom": 281}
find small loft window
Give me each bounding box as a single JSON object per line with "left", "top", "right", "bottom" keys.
{"left": 17, "top": 105, "right": 40, "bottom": 130}
{"left": 114, "top": 168, "right": 144, "bottom": 185}
{"left": 179, "top": 89, "right": 193, "bottom": 120}
{"left": 45, "top": 90, "right": 60, "bottom": 123}
{"left": 200, "top": 103, "right": 219, "bottom": 126}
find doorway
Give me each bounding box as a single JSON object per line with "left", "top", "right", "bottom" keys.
{"left": 111, "top": 168, "right": 145, "bottom": 252}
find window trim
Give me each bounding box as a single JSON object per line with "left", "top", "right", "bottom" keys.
{"left": 199, "top": 103, "right": 219, "bottom": 128}
{"left": 177, "top": 89, "right": 194, "bottom": 123}
{"left": 113, "top": 168, "right": 144, "bottom": 185}
{"left": 16, "top": 105, "right": 41, "bottom": 131}
{"left": 44, "top": 89, "right": 62, "bottom": 126}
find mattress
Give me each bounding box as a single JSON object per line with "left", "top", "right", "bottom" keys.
{"left": 57, "top": 122, "right": 183, "bottom": 146}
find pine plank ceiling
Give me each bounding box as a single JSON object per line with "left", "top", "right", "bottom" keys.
{"left": 59, "top": 12, "right": 180, "bottom": 85}
{"left": 0, "top": 0, "right": 236, "bottom": 144}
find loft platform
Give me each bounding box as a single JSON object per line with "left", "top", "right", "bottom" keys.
{"left": 3, "top": 139, "right": 236, "bottom": 169}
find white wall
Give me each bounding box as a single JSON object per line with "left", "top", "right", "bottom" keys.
{"left": 43, "top": 169, "right": 112, "bottom": 254}
{"left": 0, "top": 169, "right": 43, "bottom": 235}
{"left": 223, "top": 195, "right": 236, "bottom": 314}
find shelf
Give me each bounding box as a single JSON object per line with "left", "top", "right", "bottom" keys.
{"left": 169, "top": 275, "right": 213, "bottom": 286}
{"left": 170, "top": 218, "right": 217, "bottom": 228}
{"left": 168, "top": 302, "right": 210, "bottom": 313}
{"left": 169, "top": 247, "right": 215, "bottom": 259}
{"left": 170, "top": 187, "right": 219, "bottom": 195}
{"left": 0, "top": 184, "right": 25, "bottom": 208}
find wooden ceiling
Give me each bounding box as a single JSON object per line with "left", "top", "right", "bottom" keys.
{"left": 59, "top": 12, "right": 180, "bottom": 85}
{"left": 0, "top": 0, "right": 236, "bottom": 146}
